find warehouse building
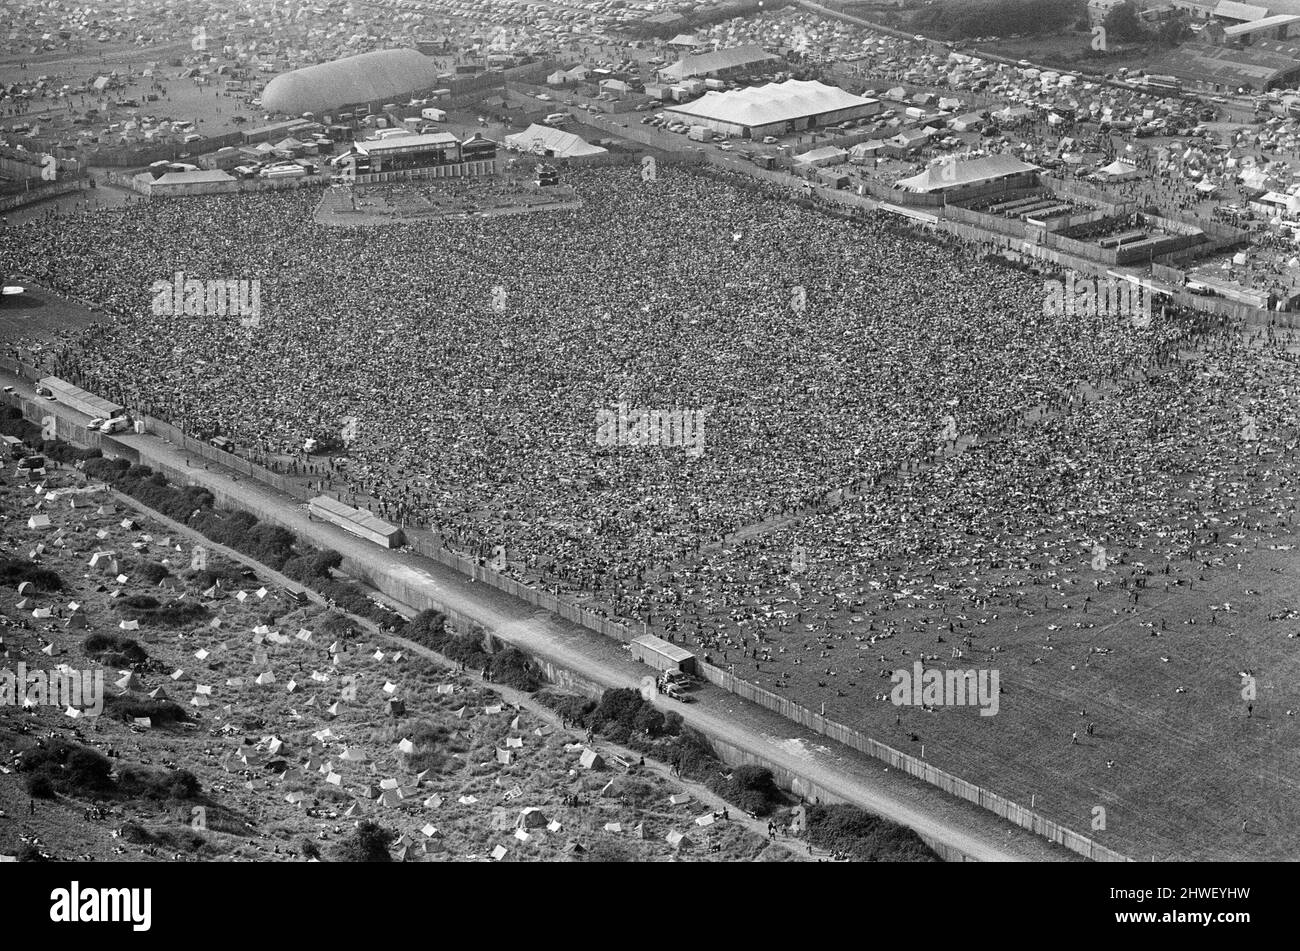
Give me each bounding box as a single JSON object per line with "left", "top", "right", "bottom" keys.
{"left": 663, "top": 79, "right": 881, "bottom": 139}
{"left": 1153, "top": 40, "right": 1300, "bottom": 92}
{"left": 1223, "top": 12, "right": 1300, "bottom": 41}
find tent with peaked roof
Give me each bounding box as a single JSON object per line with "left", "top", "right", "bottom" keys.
{"left": 517, "top": 807, "right": 549, "bottom": 829}
{"left": 503, "top": 124, "right": 606, "bottom": 159}
{"left": 1096, "top": 159, "right": 1140, "bottom": 181}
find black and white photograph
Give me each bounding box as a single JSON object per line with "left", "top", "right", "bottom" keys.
{"left": 0, "top": 0, "right": 1284, "bottom": 927}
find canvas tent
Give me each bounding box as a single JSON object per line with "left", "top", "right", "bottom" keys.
{"left": 503, "top": 124, "right": 607, "bottom": 159}
{"left": 1097, "top": 159, "right": 1141, "bottom": 181}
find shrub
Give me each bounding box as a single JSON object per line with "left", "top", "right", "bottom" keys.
{"left": 309, "top": 549, "right": 343, "bottom": 577}
{"left": 19, "top": 741, "right": 114, "bottom": 795}
{"left": 488, "top": 647, "right": 541, "bottom": 692}
{"left": 406, "top": 609, "right": 446, "bottom": 642}
{"left": 135, "top": 561, "right": 171, "bottom": 584}
{"left": 0, "top": 557, "right": 63, "bottom": 592}
{"left": 120, "top": 822, "right": 151, "bottom": 844}
{"left": 103, "top": 695, "right": 187, "bottom": 726}
{"left": 116, "top": 766, "right": 202, "bottom": 801}
{"left": 299, "top": 837, "right": 321, "bottom": 860}
{"left": 83, "top": 457, "right": 130, "bottom": 480}
{"left": 402, "top": 722, "right": 465, "bottom": 774}
{"left": 707, "top": 765, "right": 782, "bottom": 817}
{"left": 536, "top": 690, "right": 596, "bottom": 725}
{"left": 330, "top": 821, "right": 394, "bottom": 862}
{"left": 805, "top": 803, "right": 939, "bottom": 862}
{"left": 42, "top": 441, "right": 101, "bottom": 463}
{"left": 25, "top": 772, "right": 56, "bottom": 799}
{"left": 668, "top": 729, "right": 719, "bottom": 779}
{"left": 115, "top": 596, "right": 208, "bottom": 629}
{"left": 83, "top": 633, "right": 148, "bottom": 666}
{"left": 589, "top": 688, "right": 647, "bottom": 735}
{"left": 64, "top": 747, "right": 114, "bottom": 795}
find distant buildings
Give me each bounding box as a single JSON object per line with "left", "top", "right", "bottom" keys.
{"left": 1155, "top": 38, "right": 1300, "bottom": 91}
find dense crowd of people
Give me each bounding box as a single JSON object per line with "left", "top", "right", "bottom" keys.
{"left": 8, "top": 159, "right": 1300, "bottom": 856}
{"left": 4, "top": 164, "right": 1189, "bottom": 605}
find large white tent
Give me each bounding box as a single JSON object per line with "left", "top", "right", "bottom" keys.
{"left": 503, "top": 124, "right": 607, "bottom": 159}
{"left": 663, "top": 80, "right": 881, "bottom": 138}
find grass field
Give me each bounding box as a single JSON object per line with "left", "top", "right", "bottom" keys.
{"left": 644, "top": 337, "right": 1300, "bottom": 861}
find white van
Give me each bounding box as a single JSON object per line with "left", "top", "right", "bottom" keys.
{"left": 100, "top": 417, "right": 130, "bottom": 434}
{"left": 544, "top": 112, "right": 569, "bottom": 125}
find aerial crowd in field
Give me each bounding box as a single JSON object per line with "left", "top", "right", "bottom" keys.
{"left": 6, "top": 165, "right": 1300, "bottom": 703}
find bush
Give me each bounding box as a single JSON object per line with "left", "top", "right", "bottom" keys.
{"left": 402, "top": 722, "right": 465, "bottom": 774}
{"left": 536, "top": 690, "right": 596, "bottom": 725}
{"left": 309, "top": 549, "right": 343, "bottom": 577}
{"left": 299, "top": 837, "right": 321, "bottom": 860}
{"left": 120, "top": 821, "right": 151, "bottom": 844}
{"left": 330, "top": 821, "right": 394, "bottom": 862}
{"left": 805, "top": 803, "right": 939, "bottom": 862}
{"left": 135, "top": 561, "right": 171, "bottom": 584}
{"left": 590, "top": 688, "right": 656, "bottom": 737}
{"left": 118, "top": 823, "right": 208, "bottom": 853}
{"left": 0, "top": 557, "right": 63, "bottom": 592}
{"left": 42, "top": 441, "right": 101, "bottom": 463}
{"left": 83, "top": 633, "right": 148, "bottom": 666}
{"left": 25, "top": 772, "right": 56, "bottom": 799}
{"left": 707, "top": 765, "right": 782, "bottom": 817}
{"left": 103, "top": 695, "right": 187, "bottom": 726}
{"left": 21, "top": 742, "right": 116, "bottom": 798}
{"left": 83, "top": 457, "right": 130, "bottom": 480}
{"left": 407, "top": 610, "right": 446, "bottom": 642}
{"left": 116, "top": 766, "right": 202, "bottom": 801}
{"left": 64, "top": 747, "right": 114, "bottom": 795}
{"left": 668, "top": 729, "right": 719, "bottom": 780}
{"left": 488, "top": 647, "right": 542, "bottom": 692}
{"left": 115, "top": 595, "right": 209, "bottom": 629}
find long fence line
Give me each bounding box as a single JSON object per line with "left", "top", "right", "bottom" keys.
{"left": 694, "top": 663, "right": 1132, "bottom": 862}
